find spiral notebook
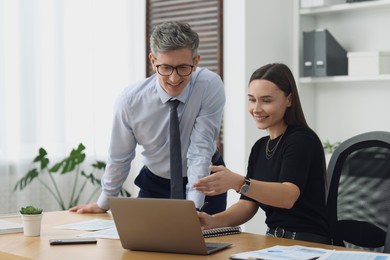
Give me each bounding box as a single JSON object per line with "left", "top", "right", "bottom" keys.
{"left": 203, "top": 226, "right": 241, "bottom": 238}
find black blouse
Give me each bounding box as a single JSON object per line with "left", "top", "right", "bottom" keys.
{"left": 241, "top": 125, "right": 331, "bottom": 237}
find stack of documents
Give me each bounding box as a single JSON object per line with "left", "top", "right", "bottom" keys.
{"left": 230, "top": 245, "right": 390, "bottom": 260}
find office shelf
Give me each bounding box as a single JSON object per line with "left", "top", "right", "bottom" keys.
{"left": 293, "top": 0, "right": 390, "bottom": 142}
{"left": 300, "top": 74, "right": 390, "bottom": 84}
{"left": 300, "top": 0, "right": 390, "bottom": 15}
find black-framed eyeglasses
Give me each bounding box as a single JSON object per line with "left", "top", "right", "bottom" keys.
{"left": 155, "top": 64, "right": 194, "bottom": 76}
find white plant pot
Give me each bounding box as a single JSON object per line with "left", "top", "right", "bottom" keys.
{"left": 21, "top": 213, "right": 43, "bottom": 237}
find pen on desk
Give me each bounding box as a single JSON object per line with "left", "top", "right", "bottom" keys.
{"left": 199, "top": 202, "right": 208, "bottom": 212}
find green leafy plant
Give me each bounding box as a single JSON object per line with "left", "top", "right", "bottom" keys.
{"left": 20, "top": 205, "right": 43, "bottom": 215}
{"left": 14, "top": 143, "right": 131, "bottom": 210}
{"left": 323, "top": 139, "right": 341, "bottom": 154}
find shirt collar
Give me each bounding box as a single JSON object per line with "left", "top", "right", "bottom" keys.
{"left": 155, "top": 76, "right": 191, "bottom": 104}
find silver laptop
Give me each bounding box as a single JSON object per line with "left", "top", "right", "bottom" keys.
{"left": 108, "top": 197, "right": 231, "bottom": 255}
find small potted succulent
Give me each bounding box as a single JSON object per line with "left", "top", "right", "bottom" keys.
{"left": 20, "top": 206, "right": 43, "bottom": 237}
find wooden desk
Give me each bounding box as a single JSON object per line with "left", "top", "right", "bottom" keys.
{"left": 0, "top": 211, "right": 345, "bottom": 260}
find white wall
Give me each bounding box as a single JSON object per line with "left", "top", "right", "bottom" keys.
{"left": 223, "top": 0, "right": 294, "bottom": 234}
{"left": 222, "top": 0, "right": 247, "bottom": 216}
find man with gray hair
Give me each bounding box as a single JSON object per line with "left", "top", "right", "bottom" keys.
{"left": 70, "top": 21, "right": 226, "bottom": 215}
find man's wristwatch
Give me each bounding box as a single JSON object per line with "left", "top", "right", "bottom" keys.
{"left": 238, "top": 177, "right": 251, "bottom": 194}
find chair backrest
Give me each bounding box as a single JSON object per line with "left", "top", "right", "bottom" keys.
{"left": 326, "top": 131, "right": 390, "bottom": 252}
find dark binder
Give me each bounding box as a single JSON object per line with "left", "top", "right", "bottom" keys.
{"left": 314, "top": 29, "right": 348, "bottom": 76}
{"left": 302, "top": 29, "right": 348, "bottom": 77}
{"left": 303, "top": 31, "right": 315, "bottom": 77}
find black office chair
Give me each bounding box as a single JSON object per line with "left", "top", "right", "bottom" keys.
{"left": 326, "top": 131, "right": 390, "bottom": 252}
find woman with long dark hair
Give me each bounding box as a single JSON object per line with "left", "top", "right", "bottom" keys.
{"left": 194, "top": 63, "right": 332, "bottom": 245}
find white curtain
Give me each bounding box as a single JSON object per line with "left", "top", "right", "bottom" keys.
{"left": 0, "top": 0, "right": 145, "bottom": 214}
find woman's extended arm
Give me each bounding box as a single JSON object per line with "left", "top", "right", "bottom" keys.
{"left": 194, "top": 165, "right": 300, "bottom": 209}
{"left": 198, "top": 199, "right": 258, "bottom": 229}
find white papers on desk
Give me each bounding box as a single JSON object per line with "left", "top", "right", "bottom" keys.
{"left": 0, "top": 219, "right": 23, "bottom": 235}
{"left": 230, "top": 245, "right": 328, "bottom": 259}
{"left": 54, "top": 219, "right": 115, "bottom": 231}
{"left": 230, "top": 245, "right": 390, "bottom": 260}
{"left": 318, "top": 250, "right": 390, "bottom": 260}
{"left": 78, "top": 227, "right": 119, "bottom": 240}
{"left": 54, "top": 219, "right": 119, "bottom": 239}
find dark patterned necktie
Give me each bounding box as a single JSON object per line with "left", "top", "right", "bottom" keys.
{"left": 168, "top": 100, "right": 183, "bottom": 199}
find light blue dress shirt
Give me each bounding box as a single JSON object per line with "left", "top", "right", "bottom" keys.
{"left": 97, "top": 67, "right": 225, "bottom": 209}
